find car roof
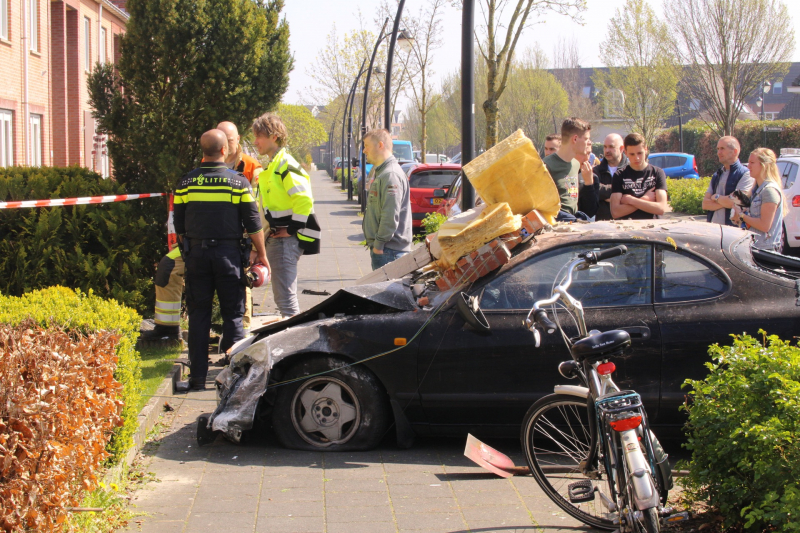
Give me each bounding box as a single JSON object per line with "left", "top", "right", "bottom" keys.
{"left": 648, "top": 152, "right": 692, "bottom": 157}
{"left": 500, "top": 219, "right": 727, "bottom": 275}
{"left": 408, "top": 164, "right": 462, "bottom": 174}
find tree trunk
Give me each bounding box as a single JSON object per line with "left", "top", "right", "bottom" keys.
{"left": 483, "top": 97, "right": 499, "bottom": 150}
{"left": 420, "top": 79, "right": 428, "bottom": 158}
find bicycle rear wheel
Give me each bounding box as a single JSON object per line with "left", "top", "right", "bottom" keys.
{"left": 521, "top": 394, "right": 616, "bottom": 530}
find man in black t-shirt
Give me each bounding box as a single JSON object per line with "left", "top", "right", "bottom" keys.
{"left": 610, "top": 133, "right": 668, "bottom": 220}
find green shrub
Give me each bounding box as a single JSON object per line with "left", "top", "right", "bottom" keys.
{"left": 0, "top": 166, "right": 165, "bottom": 315}
{"left": 0, "top": 286, "right": 142, "bottom": 465}
{"left": 681, "top": 333, "right": 800, "bottom": 531}
{"left": 654, "top": 118, "right": 800, "bottom": 176}
{"left": 667, "top": 176, "right": 710, "bottom": 215}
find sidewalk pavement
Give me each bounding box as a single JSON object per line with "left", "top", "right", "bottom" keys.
{"left": 125, "top": 171, "right": 595, "bottom": 533}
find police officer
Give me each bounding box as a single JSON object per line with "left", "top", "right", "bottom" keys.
{"left": 251, "top": 112, "right": 320, "bottom": 318}
{"left": 141, "top": 121, "right": 264, "bottom": 343}
{"left": 173, "top": 129, "right": 269, "bottom": 391}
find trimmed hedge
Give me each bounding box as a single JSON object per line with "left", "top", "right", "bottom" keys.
{"left": 0, "top": 166, "right": 165, "bottom": 315}
{"left": 667, "top": 177, "right": 711, "bottom": 215}
{"left": 654, "top": 119, "right": 800, "bottom": 176}
{"left": 681, "top": 334, "right": 800, "bottom": 532}
{"left": 0, "top": 286, "right": 142, "bottom": 464}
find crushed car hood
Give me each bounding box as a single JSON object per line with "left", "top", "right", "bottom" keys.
{"left": 251, "top": 280, "right": 417, "bottom": 337}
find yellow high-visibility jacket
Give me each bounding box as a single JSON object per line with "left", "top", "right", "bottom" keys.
{"left": 258, "top": 148, "right": 321, "bottom": 255}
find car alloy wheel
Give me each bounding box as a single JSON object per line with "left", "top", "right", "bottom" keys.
{"left": 290, "top": 377, "right": 361, "bottom": 447}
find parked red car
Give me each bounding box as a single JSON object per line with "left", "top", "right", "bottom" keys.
{"left": 407, "top": 164, "right": 461, "bottom": 229}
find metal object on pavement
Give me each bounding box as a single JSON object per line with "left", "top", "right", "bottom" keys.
{"left": 463, "top": 433, "right": 530, "bottom": 478}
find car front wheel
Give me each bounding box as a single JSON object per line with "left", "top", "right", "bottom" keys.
{"left": 272, "top": 356, "right": 391, "bottom": 451}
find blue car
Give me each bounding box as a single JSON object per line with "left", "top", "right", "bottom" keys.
{"left": 648, "top": 152, "right": 700, "bottom": 179}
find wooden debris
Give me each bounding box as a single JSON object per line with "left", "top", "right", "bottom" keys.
{"left": 462, "top": 129, "right": 560, "bottom": 222}
{"left": 355, "top": 244, "right": 434, "bottom": 285}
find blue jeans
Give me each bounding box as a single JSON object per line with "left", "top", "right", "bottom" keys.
{"left": 266, "top": 235, "right": 304, "bottom": 317}
{"left": 370, "top": 247, "right": 409, "bottom": 271}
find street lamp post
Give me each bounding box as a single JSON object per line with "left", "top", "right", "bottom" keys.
{"left": 346, "top": 63, "right": 368, "bottom": 200}
{"left": 756, "top": 80, "right": 772, "bottom": 145}
{"left": 676, "top": 98, "right": 684, "bottom": 153}
{"left": 359, "top": 17, "right": 391, "bottom": 212}
{"left": 340, "top": 58, "right": 367, "bottom": 191}
{"left": 384, "top": 0, "right": 406, "bottom": 129}
{"left": 327, "top": 112, "right": 338, "bottom": 179}
{"left": 460, "top": 0, "right": 476, "bottom": 209}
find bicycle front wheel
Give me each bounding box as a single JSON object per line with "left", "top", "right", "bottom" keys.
{"left": 521, "top": 394, "right": 616, "bottom": 530}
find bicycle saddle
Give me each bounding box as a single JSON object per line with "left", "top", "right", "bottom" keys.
{"left": 570, "top": 329, "right": 631, "bottom": 362}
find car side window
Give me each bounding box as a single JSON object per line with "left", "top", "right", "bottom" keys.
{"left": 785, "top": 163, "right": 798, "bottom": 189}
{"left": 648, "top": 156, "right": 664, "bottom": 168}
{"left": 664, "top": 155, "right": 685, "bottom": 168}
{"left": 480, "top": 243, "right": 652, "bottom": 310}
{"left": 655, "top": 247, "right": 728, "bottom": 303}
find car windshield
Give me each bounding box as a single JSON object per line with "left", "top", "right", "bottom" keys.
{"left": 409, "top": 170, "right": 459, "bottom": 189}
{"left": 393, "top": 144, "right": 413, "bottom": 161}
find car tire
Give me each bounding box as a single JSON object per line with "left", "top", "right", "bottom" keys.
{"left": 271, "top": 356, "right": 391, "bottom": 451}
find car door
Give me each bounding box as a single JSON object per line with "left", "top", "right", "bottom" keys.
{"left": 652, "top": 245, "right": 737, "bottom": 426}
{"left": 416, "top": 242, "right": 662, "bottom": 432}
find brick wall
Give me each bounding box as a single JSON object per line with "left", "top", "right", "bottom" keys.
{"left": 0, "top": 0, "right": 127, "bottom": 172}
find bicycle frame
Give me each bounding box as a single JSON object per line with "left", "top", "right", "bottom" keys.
{"left": 528, "top": 250, "right": 663, "bottom": 520}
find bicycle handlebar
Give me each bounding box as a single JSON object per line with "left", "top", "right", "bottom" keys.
{"left": 583, "top": 245, "right": 627, "bottom": 265}
{"left": 526, "top": 245, "right": 629, "bottom": 337}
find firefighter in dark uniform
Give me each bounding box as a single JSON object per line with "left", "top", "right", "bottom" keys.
{"left": 173, "top": 129, "right": 269, "bottom": 391}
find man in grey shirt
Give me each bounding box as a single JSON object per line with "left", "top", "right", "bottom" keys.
{"left": 702, "top": 136, "right": 754, "bottom": 225}
{"left": 362, "top": 129, "right": 412, "bottom": 270}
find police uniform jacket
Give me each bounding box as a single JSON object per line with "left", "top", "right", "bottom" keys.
{"left": 173, "top": 162, "right": 262, "bottom": 240}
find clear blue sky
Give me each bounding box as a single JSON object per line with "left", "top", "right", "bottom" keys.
{"left": 281, "top": 0, "right": 800, "bottom": 106}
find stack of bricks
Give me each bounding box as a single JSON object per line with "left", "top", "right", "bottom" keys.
{"left": 434, "top": 209, "right": 548, "bottom": 291}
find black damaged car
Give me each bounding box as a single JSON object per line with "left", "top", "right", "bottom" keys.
{"left": 207, "top": 219, "right": 800, "bottom": 451}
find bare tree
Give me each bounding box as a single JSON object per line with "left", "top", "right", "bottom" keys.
{"left": 402, "top": 0, "right": 447, "bottom": 158}
{"left": 666, "top": 0, "right": 795, "bottom": 136}
{"left": 466, "top": 0, "right": 586, "bottom": 148}
{"left": 551, "top": 37, "right": 601, "bottom": 127}
{"left": 594, "top": 2, "right": 681, "bottom": 148}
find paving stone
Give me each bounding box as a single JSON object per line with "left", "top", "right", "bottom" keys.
{"left": 122, "top": 519, "right": 186, "bottom": 533}
{"left": 462, "top": 520, "right": 541, "bottom": 532}
{"left": 200, "top": 468, "right": 264, "bottom": 485}
{"left": 128, "top": 504, "right": 192, "bottom": 522}
{"left": 254, "top": 515, "right": 325, "bottom": 533}
{"left": 185, "top": 511, "right": 256, "bottom": 531}
{"left": 325, "top": 504, "right": 395, "bottom": 523}
{"left": 258, "top": 499, "right": 324, "bottom": 517}
{"left": 390, "top": 497, "right": 459, "bottom": 514}
{"left": 130, "top": 490, "right": 196, "bottom": 507}
{"left": 395, "top": 511, "right": 466, "bottom": 531}
{"left": 460, "top": 504, "right": 532, "bottom": 523}
{"left": 191, "top": 490, "right": 259, "bottom": 513}
{"left": 327, "top": 522, "right": 397, "bottom": 533}
{"left": 323, "top": 491, "right": 391, "bottom": 507}
{"left": 388, "top": 482, "right": 452, "bottom": 499}
{"left": 260, "top": 487, "right": 324, "bottom": 502}
{"left": 323, "top": 477, "right": 388, "bottom": 492}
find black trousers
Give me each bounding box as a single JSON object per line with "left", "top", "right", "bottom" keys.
{"left": 185, "top": 243, "right": 245, "bottom": 381}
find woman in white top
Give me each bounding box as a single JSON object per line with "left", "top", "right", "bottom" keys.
{"left": 731, "top": 147, "right": 786, "bottom": 252}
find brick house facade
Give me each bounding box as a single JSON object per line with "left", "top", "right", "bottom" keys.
{"left": 0, "top": 0, "right": 127, "bottom": 176}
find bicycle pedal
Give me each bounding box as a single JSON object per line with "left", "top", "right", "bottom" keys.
{"left": 567, "top": 480, "right": 595, "bottom": 503}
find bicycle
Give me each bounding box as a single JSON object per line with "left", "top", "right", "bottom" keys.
{"left": 521, "top": 244, "right": 673, "bottom": 532}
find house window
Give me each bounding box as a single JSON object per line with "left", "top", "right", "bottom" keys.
{"left": 29, "top": 0, "right": 38, "bottom": 51}
{"left": 604, "top": 89, "right": 625, "bottom": 118}
{"left": 1, "top": 0, "right": 8, "bottom": 41}
{"left": 29, "top": 114, "right": 41, "bottom": 166}
{"left": 84, "top": 17, "right": 91, "bottom": 72}
{"left": 582, "top": 86, "right": 591, "bottom": 98}
{"left": 773, "top": 81, "right": 783, "bottom": 95}
{"left": 100, "top": 27, "right": 106, "bottom": 64}
{"left": 689, "top": 99, "right": 701, "bottom": 111}
{"left": 0, "top": 110, "right": 12, "bottom": 167}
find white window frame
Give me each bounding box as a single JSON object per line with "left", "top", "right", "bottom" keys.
{"left": 0, "top": 109, "right": 12, "bottom": 167}
{"left": 84, "top": 16, "right": 91, "bottom": 72}
{"left": 29, "top": 113, "right": 42, "bottom": 166}
{"left": 1, "top": 0, "right": 9, "bottom": 41}
{"left": 29, "top": 0, "right": 38, "bottom": 52}
{"left": 99, "top": 26, "right": 106, "bottom": 65}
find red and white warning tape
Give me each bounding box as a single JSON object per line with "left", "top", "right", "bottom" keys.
{"left": 0, "top": 193, "right": 166, "bottom": 209}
